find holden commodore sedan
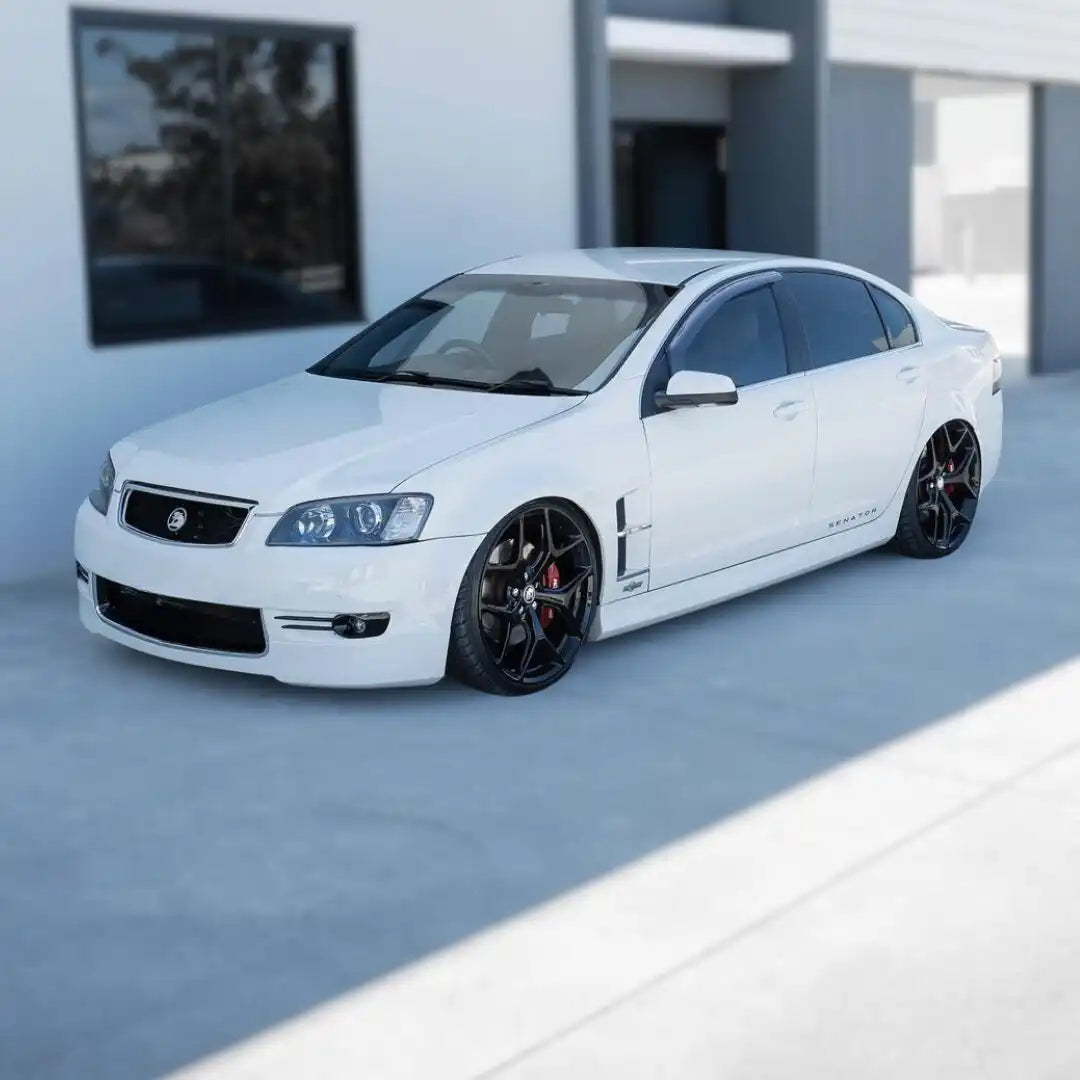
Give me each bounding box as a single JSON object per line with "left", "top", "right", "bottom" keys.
{"left": 75, "top": 249, "right": 1003, "bottom": 694}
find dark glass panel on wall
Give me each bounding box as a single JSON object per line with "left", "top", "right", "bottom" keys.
{"left": 80, "top": 27, "right": 226, "bottom": 338}
{"left": 74, "top": 14, "right": 359, "bottom": 345}
{"left": 223, "top": 36, "right": 353, "bottom": 322}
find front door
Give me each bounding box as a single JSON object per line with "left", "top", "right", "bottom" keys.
{"left": 643, "top": 277, "right": 817, "bottom": 590}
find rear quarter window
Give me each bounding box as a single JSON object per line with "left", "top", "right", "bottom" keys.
{"left": 869, "top": 285, "right": 918, "bottom": 348}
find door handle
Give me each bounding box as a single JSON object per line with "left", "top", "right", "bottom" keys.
{"left": 773, "top": 400, "right": 809, "bottom": 421}
{"left": 897, "top": 365, "right": 922, "bottom": 384}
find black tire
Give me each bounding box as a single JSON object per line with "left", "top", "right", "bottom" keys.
{"left": 448, "top": 500, "right": 600, "bottom": 695}
{"left": 893, "top": 420, "right": 981, "bottom": 559}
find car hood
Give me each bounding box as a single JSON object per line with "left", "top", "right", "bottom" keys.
{"left": 112, "top": 373, "right": 582, "bottom": 512}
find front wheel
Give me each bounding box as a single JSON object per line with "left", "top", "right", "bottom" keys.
{"left": 447, "top": 500, "right": 599, "bottom": 694}
{"left": 893, "top": 420, "right": 981, "bottom": 558}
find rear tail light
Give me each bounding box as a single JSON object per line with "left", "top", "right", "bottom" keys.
{"left": 991, "top": 353, "right": 1003, "bottom": 395}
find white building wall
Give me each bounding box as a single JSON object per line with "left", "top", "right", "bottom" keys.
{"left": 830, "top": 0, "right": 1080, "bottom": 84}
{"left": 0, "top": 0, "right": 577, "bottom": 583}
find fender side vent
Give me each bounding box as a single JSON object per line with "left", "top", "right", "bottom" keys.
{"left": 615, "top": 498, "right": 627, "bottom": 577}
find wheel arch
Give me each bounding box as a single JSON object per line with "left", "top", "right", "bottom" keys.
{"left": 884, "top": 404, "right": 983, "bottom": 526}
{"left": 464, "top": 493, "right": 606, "bottom": 598}
{"left": 920, "top": 392, "right": 981, "bottom": 447}
{"left": 543, "top": 495, "right": 605, "bottom": 599}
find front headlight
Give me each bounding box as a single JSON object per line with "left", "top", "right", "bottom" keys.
{"left": 89, "top": 453, "right": 116, "bottom": 515}
{"left": 266, "top": 494, "right": 433, "bottom": 547}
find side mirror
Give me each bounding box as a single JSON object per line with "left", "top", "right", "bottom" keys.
{"left": 654, "top": 369, "right": 739, "bottom": 410}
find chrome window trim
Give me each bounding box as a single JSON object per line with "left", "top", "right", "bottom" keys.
{"left": 93, "top": 574, "right": 269, "bottom": 659}
{"left": 800, "top": 339, "right": 925, "bottom": 377}
{"left": 776, "top": 268, "right": 924, "bottom": 370}
{"left": 119, "top": 481, "right": 258, "bottom": 548}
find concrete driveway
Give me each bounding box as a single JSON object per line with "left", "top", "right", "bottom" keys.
{"left": 3, "top": 374, "right": 1079, "bottom": 1080}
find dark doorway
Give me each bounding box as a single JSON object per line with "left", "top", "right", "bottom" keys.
{"left": 614, "top": 123, "right": 727, "bottom": 249}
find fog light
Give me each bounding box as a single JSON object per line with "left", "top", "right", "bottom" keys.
{"left": 329, "top": 613, "right": 391, "bottom": 639}
{"left": 332, "top": 614, "right": 367, "bottom": 638}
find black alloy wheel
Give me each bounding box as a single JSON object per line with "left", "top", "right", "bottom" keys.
{"left": 894, "top": 420, "right": 981, "bottom": 558}
{"left": 448, "top": 501, "right": 599, "bottom": 694}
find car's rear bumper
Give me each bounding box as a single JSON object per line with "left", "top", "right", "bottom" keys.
{"left": 74, "top": 499, "right": 481, "bottom": 688}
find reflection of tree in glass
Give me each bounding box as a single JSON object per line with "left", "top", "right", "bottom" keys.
{"left": 89, "top": 32, "right": 347, "bottom": 294}
{"left": 90, "top": 32, "right": 223, "bottom": 258}
{"left": 225, "top": 37, "right": 346, "bottom": 285}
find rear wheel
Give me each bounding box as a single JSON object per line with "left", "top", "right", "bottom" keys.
{"left": 894, "top": 420, "right": 981, "bottom": 558}
{"left": 448, "top": 501, "right": 599, "bottom": 694}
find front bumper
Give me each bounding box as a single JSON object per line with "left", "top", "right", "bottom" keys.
{"left": 74, "top": 499, "right": 482, "bottom": 688}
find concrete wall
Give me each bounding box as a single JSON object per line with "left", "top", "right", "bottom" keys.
{"left": 576, "top": 0, "right": 613, "bottom": 247}
{"left": 611, "top": 62, "right": 730, "bottom": 125}
{"left": 726, "top": 0, "right": 826, "bottom": 257}
{"left": 607, "top": 0, "right": 731, "bottom": 23}
{"left": 830, "top": 0, "right": 1080, "bottom": 85}
{"left": 823, "top": 65, "right": 912, "bottom": 288}
{"left": 1031, "top": 85, "right": 1080, "bottom": 375}
{"left": 0, "top": 0, "right": 578, "bottom": 583}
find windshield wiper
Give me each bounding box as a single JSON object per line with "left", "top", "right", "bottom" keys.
{"left": 330, "top": 369, "right": 584, "bottom": 395}
{"left": 351, "top": 370, "right": 492, "bottom": 390}
{"left": 483, "top": 377, "right": 585, "bottom": 397}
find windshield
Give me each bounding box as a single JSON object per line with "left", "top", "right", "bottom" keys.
{"left": 309, "top": 274, "right": 675, "bottom": 394}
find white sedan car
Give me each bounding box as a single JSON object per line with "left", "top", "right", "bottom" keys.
{"left": 75, "top": 249, "right": 1003, "bottom": 695}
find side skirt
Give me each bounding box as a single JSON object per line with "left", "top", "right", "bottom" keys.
{"left": 591, "top": 515, "right": 897, "bottom": 641}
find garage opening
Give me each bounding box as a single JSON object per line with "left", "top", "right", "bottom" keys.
{"left": 614, "top": 123, "right": 728, "bottom": 249}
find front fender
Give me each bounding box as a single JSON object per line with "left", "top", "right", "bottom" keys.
{"left": 401, "top": 388, "right": 650, "bottom": 605}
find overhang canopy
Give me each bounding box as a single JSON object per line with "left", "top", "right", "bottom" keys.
{"left": 606, "top": 15, "right": 793, "bottom": 69}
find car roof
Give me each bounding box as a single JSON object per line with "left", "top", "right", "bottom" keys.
{"left": 471, "top": 248, "right": 776, "bottom": 287}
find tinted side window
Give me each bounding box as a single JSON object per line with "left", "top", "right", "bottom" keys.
{"left": 870, "top": 286, "right": 918, "bottom": 348}
{"left": 784, "top": 273, "right": 889, "bottom": 368}
{"left": 675, "top": 286, "right": 787, "bottom": 387}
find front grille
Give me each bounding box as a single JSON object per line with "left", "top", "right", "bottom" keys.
{"left": 122, "top": 484, "right": 254, "bottom": 545}
{"left": 96, "top": 577, "right": 266, "bottom": 655}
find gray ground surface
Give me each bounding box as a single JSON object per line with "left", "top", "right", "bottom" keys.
{"left": 3, "top": 375, "right": 1078, "bottom": 1080}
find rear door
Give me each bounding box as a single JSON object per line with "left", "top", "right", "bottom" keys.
{"left": 778, "top": 272, "right": 927, "bottom": 537}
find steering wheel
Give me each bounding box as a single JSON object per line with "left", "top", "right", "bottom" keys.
{"left": 435, "top": 338, "right": 498, "bottom": 369}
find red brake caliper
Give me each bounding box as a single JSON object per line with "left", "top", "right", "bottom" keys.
{"left": 945, "top": 459, "right": 955, "bottom": 495}
{"left": 540, "top": 562, "right": 560, "bottom": 629}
